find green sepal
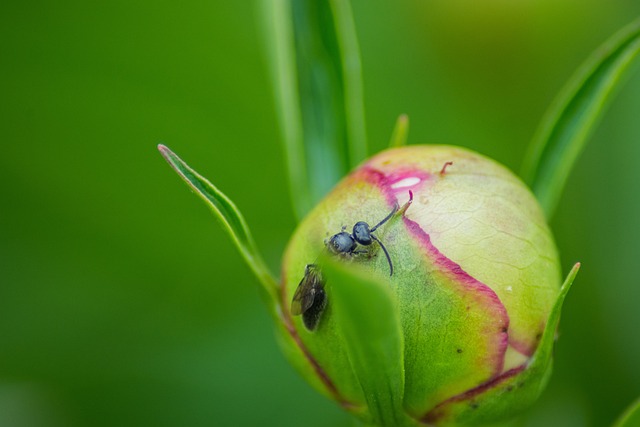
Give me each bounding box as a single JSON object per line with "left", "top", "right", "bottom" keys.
{"left": 389, "top": 114, "right": 410, "bottom": 148}
{"left": 321, "top": 256, "right": 417, "bottom": 427}
{"left": 423, "top": 263, "right": 580, "bottom": 425}
{"left": 157, "top": 145, "right": 280, "bottom": 316}
{"left": 521, "top": 17, "right": 640, "bottom": 219}
{"left": 613, "top": 397, "right": 640, "bottom": 427}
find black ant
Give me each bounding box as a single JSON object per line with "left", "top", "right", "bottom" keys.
{"left": 325, "top": 201, "right": 403, "bottom": 276}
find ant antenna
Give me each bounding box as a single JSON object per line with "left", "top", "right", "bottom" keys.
{"left": 371, "top": 235, "right": 393, "bottom": 276}
{"left": 370, "top": 202, "right": 400, "bottom": 232}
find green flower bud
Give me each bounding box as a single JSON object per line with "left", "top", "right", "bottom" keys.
{"left": 278, "top": 145, "right": 564, "bottom": 426}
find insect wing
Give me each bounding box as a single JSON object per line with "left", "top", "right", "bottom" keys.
{"left": 302, "top": 286, "right": 327, "bottom": 331}
{"left": 291, "top": 265, "right": 323, "bottom": 315}
{"left": 291, "top": 281, "right": 315, "bottom": 315}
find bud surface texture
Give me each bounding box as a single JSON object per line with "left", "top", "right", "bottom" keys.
{"left": 280, "top": 145, "right": 562, "bottom": 425}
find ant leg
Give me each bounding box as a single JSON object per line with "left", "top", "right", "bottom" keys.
{"left": 370, "top": 203, "right": 399, "bottom": 232}
{"left": 371, "top": 235, "right": 394, "bottom": 276}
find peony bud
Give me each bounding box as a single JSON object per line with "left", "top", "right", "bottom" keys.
{"left": 278, "top": 145, "right": 571, "bottom": 426}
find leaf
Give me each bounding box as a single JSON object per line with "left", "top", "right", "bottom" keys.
{"left": 157, "top": 145, "right": 279, "bottom": 313}
{"left": 534, "top": 262, "right": 580, "bottom": 363}
{"left": 613, "top": 397, "right": 640, "bottom": 427}
{"left": 330, "top": 0, "right": 368, "bottom": 164}
{"left": 516, "top": 262, "right": 579, "bottom": 385}
{"left": 261, "top": 0, "right": 368, "bottom": 221}
{"left": 389, "top": 114, "right": 410, "bottom": 148}
{"left": 322, "top": 257, "right": 416, "bottom": 427}
{"left": 520, "top": 17, "right": 640, "bottom": 219}
{"left": 260, "top": 0, "right": 310, "bottom": 221}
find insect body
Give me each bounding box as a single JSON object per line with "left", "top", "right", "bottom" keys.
{"left": 325, "top": 203, "right": 399, "bottom": 276}
{"left": 291, "top": 264, "right": 327, "bottom": 331}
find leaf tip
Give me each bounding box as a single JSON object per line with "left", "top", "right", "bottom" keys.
{"left": 569, "top": 261, "right": 581, "bottom": 278}
{"left": 157, "top": 143, "right": 172, "bottom": 158}
{"left": 559, "top": 262, "right": 581, "bottom": 297}
{"left": 390, "top": 114, "right": 411, "bottom": 148}
{"left": 157, "top": 144, "right": 184, "bottom": 175}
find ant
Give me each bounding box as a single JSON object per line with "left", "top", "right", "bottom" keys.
{"left": 325, "top": 197, "right": 408, "bottom": 276}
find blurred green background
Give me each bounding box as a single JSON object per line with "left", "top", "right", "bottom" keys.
{"left": 1, "top": 1, "right": 640, "bottom": 426}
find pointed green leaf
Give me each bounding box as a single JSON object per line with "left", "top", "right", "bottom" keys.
{"left": 613, "top": 397, "right": 640, "bottom": 427}
{"left": 389, "top": 114, "right": 410, "bottom": 148}
{"left": 158, "top": 145, "right": 279, "bottom": 312}
{"left": 322, "top": 258, "right": 415, "bottom": 427}
{"left": 521, "top": 17, "right": 640, "bottom": 219}
{"left": 531, "top": 262, "right": 580, "bottom": 365}
{"left": 261, "top": 0, "right": 367, "bottom": 221}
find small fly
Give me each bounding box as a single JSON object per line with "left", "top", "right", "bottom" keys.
{"left": 291, "top": 263, "right": 327, "bottom": 331}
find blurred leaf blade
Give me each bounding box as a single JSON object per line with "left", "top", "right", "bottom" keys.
{"left": 613, "top": 397, "right": 640, "bottom": 427}
{"left": 158, "top": 145, "right": 279, "bottom": 311}
{"left": 323, "top": 258, "right": 414, "bottom": 427}
{"left": 262, "top": 0, "right": 367, "bottom": 221}
{"left": 261, "top": 0, "right": 311, "bottom": 221}
{"left": 520, "top": 17, "right": 640, "bottom": 218}
{"left": 330, "top": 0, "right": 367, "bottom": 165}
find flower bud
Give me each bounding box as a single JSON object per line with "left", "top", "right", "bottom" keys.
{"left": 279, "top": 145, "right": 563, "bottom": 425}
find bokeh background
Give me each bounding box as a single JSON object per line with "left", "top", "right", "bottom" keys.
{"left": 2, "top": 1, "right": 640, "bottom": 426}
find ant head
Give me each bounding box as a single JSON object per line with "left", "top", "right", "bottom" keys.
{"left": 352, "top": 221, "right": 372, "bottom": 245}
{"left": 326, "top": 231, "right": 356, "bottom": 254}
